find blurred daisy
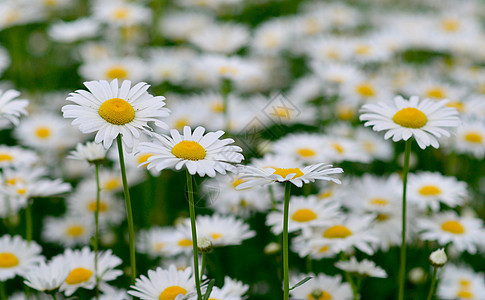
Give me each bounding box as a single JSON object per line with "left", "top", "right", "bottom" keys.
{"left": 355, "top": 128, "right": 394, "bottom": 161}
{"left": 290, "top": 273, "right": 352, "bottom": 300}
{"left": 454, "top": 120, "right": 485, "bottom": 159}
{"left": 360, "top": 96, "right": 461, "bottom": 149}
{"left": 138, "top": 126, "right": 243, "bottom": 177}
{"left": 23, "top": 259, "right": 70, "bottom": 292}
{"left": 407, "top": 172, "right": 468, "bottom": 211}
{"left": 251, "top": 18, "right": 294, "bottom": 55}
{"left": 67, "top": 141, "right": 107, "bottom": 164}
{"left": 43, "top": 215, "right": 94, "bottom": 247}
{"left": 160, "top": 11, "right": 213, "bottom": 42}
{"left": 137, "top": 227, "right": 175, "bottom": 258}
{"left": 189, "top": 22, "right": 249, "bottom": 54}
{"left": 266, "top": 195, "right": 341, "bottom": 235}
{"left": 128, "top": 265, "right": 196, "bottom": 300}
{"left": 0, "top": 145, "right": 37, "bottom": 169}
{"left": 0, "top": 89, "right": 29, "bottom": 129}
{"left": 271, "top": 133, "right": 326, "bottom": 164}
{"left": 437, "top": 264, "right": 485, "bottom": 300}
{"left": 0, "top": 235, "right": 43, "bottom": 281}
{"left": 321, "top": 136, "right": 371, "bottom": 163}
{"left": 62, "top": 79, "right": 169, "bottom": 151}
{"left": 335, "top": 257, "right": 387, "bottom": 278}
{"left": 93, "top": 1, "right": 152, "bottom": 27}
{"left": 79, "top": 57, "right": 147, "bottom": 83}
{"left": 417, "top": 212, "right": 485, "bottom": 254}
{"left": 55, "top": 247, "right": 123, "bottom": 296}
{"left": 47, "top": 18, "right": 100, "bottom": 43}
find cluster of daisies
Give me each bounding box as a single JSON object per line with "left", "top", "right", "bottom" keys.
{"left": 0, "top": 0, "right": 484, "bottom": 299}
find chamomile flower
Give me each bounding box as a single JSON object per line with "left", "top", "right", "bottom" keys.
{"left": 138, "top": 126, "right": 243, "bottom": 177}
{"left": 62, "top": 79, "right": 170, "bottom": 151}
{"left": 454, "top": 120, "right": 485, "bottom": 159}
{"left": 137, "top": 227, "right": 175, "bottom": 258}
{"left": 437, "top": 264, "right": 485, "bottom": 300}
{"left": 416, "top": 212, "right": 485, "bottom": 254}
{"left": 360, "top": 96, "right": 461, "bottom": 149}
{"left": 67, "top": 141, "right": 107, "bottom": 164}
{"left": 191, "top": 214, "right": 255, "bottom": 247}
{"left": 271, "top": 133, "right": 326, "bottom": 164}
{"left": 128, "top": 265, "right": 196, "bottom": 300}
{"left": 407, "top": 172, "right": 468, "bottom": 211}
{"left": 335, "top": 257, "right": 387, "bottom": 278}
{"left": 0, "top": 235, "right": 43, "bottom": 281}
{"left": 79, "top": 57, "right": 147, "bottom": 83}
{"left": 290, "top": 273, "right": 352, "bottom": 300}
{"left": 236, "top": 163, "right": 343, "bottom": 189}
{"left": 0, "top": 89, "right": 29, "bottom": 129}
{"left": 0, "top": 146, "right": 37, "bottom": 169}
{"left": 55, "top": 247, "right": 123, "bottom": 296}
{"left": 266, "top": 195, "right": 341, "bottom": 235}
{"left": 188, "top": 22, "right": 249, "bottom": 54}
{"left": 43, "top": 215, "right": 94, "bottom": 247}
{"left": 93, "top": 1, "right": 152, "bottom": 27}
{"left": 23, "top": 259, "right": 70, "bottom": 292}
{"left": 47, "top": 18, "right": 100, "bottom": 43}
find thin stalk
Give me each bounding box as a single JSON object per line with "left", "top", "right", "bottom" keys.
{"left": 26, "top": 198, "right": 32, "bottom": 244}
{"left": 282, "top": 182, "right": 291, "bottom": 300}
{"left": 94, "top": 163, "right": 101, "bottom": 300}
{"left": 345, "top": 272, "right": 359, "bottom": 300}
{"left": 426, "top": 268, "right": 438, "bottom": 300}
{"left": 269, "top": 185, "right": 276, "bottom": 211}
{"left": 187, "top": 171, "right": 202, "bottom": 300}
{"left": 52, "top": 292, "right": 58, "bottom": 300}
{"left": 116, "top": 135, "right": 136, "bottom": 284}
{"left": 306, "top": 256, "right": 312, "bottom": 273}
{"left": 398, "top": 139, "right": 412, "bottom": 300}
{"left": 200, "top": 253, "right": 206, "bottom": 282}
{"left": 0, "top": 282, "right": 5, "bottom": 300}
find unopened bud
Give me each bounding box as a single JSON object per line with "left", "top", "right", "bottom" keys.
{"left": 429, "top": 248, "right": 447, "bottom": 268}
{"left": 408, "top": 267, "right": 427, "bottom": 284}
{"left": 197, "top": 237, "right": 213, "bottom": 253}
{"left": 264, "top": 242, "right": 281, "bottom": 255}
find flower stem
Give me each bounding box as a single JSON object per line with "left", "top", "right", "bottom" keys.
{"left": 0, "top": 282, "right": 6, "bottom": 300}
{"left": 200, "top": 253, "right": 206, "bottom": 282}
{"left": 283, "top": 182, "right": 292, "bottom": 300}
{"left": 186, "top": 171, "right": 202, "bottom": 300}
{"left": 26, "top": 198, "right": 32, "bottom": 244}
{"left": 94, "top": 163, "right": 101, "bottom": 300}
{"left": 398, "top": 139, "right": 412, "bottom": 300}
{"left": 116, "top": 135, "right": 136, "bottom": 284}
{"left": 426, "top": 268, "right": 438, "bottom": 300}
{"left": 269, "top": 185, "right": 276, "bottom": 211}
{"left": 345, "top": 272, "right": 359, "bottom": 300}
{"left": 52, "top": 292, "right": 58, "bottom": 300}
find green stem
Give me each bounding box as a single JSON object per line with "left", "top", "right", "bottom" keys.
{"left": 94, "top": 163, "right": 101, "bottom": 300}
{"left": 426, "top": 268, "right": 438, "bottom": 300}
{"left": 187, "top": 171, "right": 202, "bottom": 300}
{"left": 116, "top": 135, "right": 136, "bottom": 284}
{"left": 200, "top": 253, "right": 206, "bottom": 282}
{"left": 52, "top": 292, "right": 58, "bottom": 300}
{"left": 345, "top": 272, "right": 359, "bottom": 300}
{"left": 306, "top": 256, "right": 312, "bottom": 273}
{"left": 283, "top": 182, "right": 291, "bottom": 300}
{"left": 398, "top": 139, "right": 412, "bottom": 300}
{"left": 269, "top": 185, "right": 276, "bottom": 211}
{"left": 0, "top": 282, "right": 6, "bottom": 300}
{"left": 26, "top": 198, "right": 32, "bottom": 244}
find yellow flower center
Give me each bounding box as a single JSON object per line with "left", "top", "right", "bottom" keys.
{"left": 297, "top": 148, "right": 316, "bottom": 158}
{"left": 171, "top": 141, "right": 206, "bottom": 161}
{"left": 441, "top": 220, "right": 465, "bottom": 234}
{"left": 106, "top": 66, "right": 129, "bottom": 80}
{"left": 154, "top": 243, "right": 165, "bottom": 251}
{"left": 16, "top": 188, "right": 27, "bottom": 195}
{"left": 210, "top": 101, "right": 225, "bottom": 113}
{"left": 318, "top": 245, "right": 329, "bottom": 253}
{"left": 159, "top": 286, "right": 187, "bottom": 300}
{"left": 6, "top": 177, "right": 19, "bottom": 186}
{"left": 376, "top": 214, "right": 389, "bottom": 221}
{"left": 291, "top": 209, "right": 317, "bottom": 222}
{"left": 363, "top": 141, "right": 375, "bottom": 153}
{"left": 356, "top": 83, "right": 375, "bottom": 97}
{"left": 370, "top": 198, "right": 388, "bottom": 206}
{"left": 392, "top": 107, "right": 427, "bottom": 128}
{"left": 318, "top": 191, "right": 332, "bottom": 199}
{"left": 337, "top": 106, "right": 354, "bottom": 120}
{"left": 272, "top": 107, "right": 292, "bottom": 120}
{"left": 0, "top": 153, "right": 13, "bottom": 162}
{"left": 104, "top": 178, "right": 120, "bottom": 191}
{"left": 332, "top": 143, "right": 344, "bottom": 154}
{"left": 426, "top": 87, "right": 446, "bottom": 99}
{"left": 137, "top": 153, "right": 153, "bottom": 165}
{"left": 355, "top": 45, "right": 371, "bottom": 55}
{"left": 0, "top": 253, "right": 19, "bottom": 268}
{"left": 323, "top": 225, "right": 352, "bottom": 238}
{"left": 98, "top": 98, "right": 135, "bottom": 125}
{"left": 218, "top": 66, "right": 239, "bottom": 76}
{"left": 232, "top": 178, "right": 246, "bottom": 189}
{"left": 88, "top": 201, "right": 107, "bottom": 212}
{"left": 211, "top": 233, "right": 223, "bottom": 240}
{"left": 65, "top": 268, "right": 93, "bottom": 285}
{"left": 418, "top": 185, "right": 441, "bottom": 196}
{"left": 456, "top": 290, "right": 473, "bottom": 299}
{"left": 446, "top": 101, "right": 464, "bottom": 112}
{"left": 178, "top": 239, "right": 192, "bottom": 247}
{"left": 66, "top": 226, "right": 84, "bottom": 237}
{"left": 464, "top": 131, "right": 483, "bottom": 144}
{"left": 272, "top": 168, "right": 304, "bottom": 179}
{"left": 307, "top": 290, "right": 332, "bottom": 300}
{"left": 326, "top": 49, "right": 340, "bottom": 60}
{"left": 174, "top": 117, "right": 189, "bottom": 129}
{"left": 112, "top": 7, "right": 129, "bottom": 20}
{"left": 441, "top": 19, "right": 460, "bottom": 32}
{"left": 35, "top": 127, "right": 51, "bottom": 139}
{"left": 460, "top": 279, "right": 471, "bottom": 287}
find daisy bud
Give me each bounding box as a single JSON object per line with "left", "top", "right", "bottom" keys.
{"left": 408, "top": 267, "right": 427, "bottom": 284}
{"left": 429, "top": 248, "right": 447, "bottom": 268}
{"left": 264, "top": 242, "right": 281, "bottom": 255}
{"left": 197, "top": 237, "right": 213, "bottom": 253}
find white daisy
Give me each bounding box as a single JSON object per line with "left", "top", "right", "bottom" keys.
{"left": 454, "top": 119, "right": 485, "bottom": 159}
{"left": 79, "top": 57, "right": 147, "bottom": 83}
{"left": 360, "top": 95, "right": 461, "bottom": 149}
{"left": 437, "top": 264, "right": 485, "bottom": 300}
{"left": 93, "top": 1, "right": 152, "bottom": 27}
{"left": 128, "top": 265, "right": 196, "bottom": 300}
{"left": 62, "top": 79, "right": 170, "bottom": 151}
{"left": 138, "top": 126, "right": 244, "bottom": 177}
{"left": 55, "top": 247, "right": 123, "bottom": 296}
{"left": 271, "top": 133, "right": 326, "bottom": 164}
{"left": 266, "top": 195, "right": 341, "bottom": 235}
{"left": 188, "top": 22, "right": 249, "bottom": 54}
{"left": 407, "top": 172, "right": 468, "bottom": 211}
{"left": 47, "top": 18, "right": 100, "bottom": 43}
{"left": 0, "top": 146, "right": 38, "bottom": 169}
{"left": 0, "top": 89, "right": 29, "bottom": 129}
{"left": 137, "top": 227, "right": 177, "bottom": 259}
{"left": 67, "top": 141, "right": 107, "bottom": 164}
{"left": 23, "top": 259, "right": 70, "bottom": 292}
{"left": 416, "top": 212, "right": 485, "bottom": 254}
{"left": 42, "top": 215, "right": 94, "bottom": 247}
{"left": 335, "top": 256, "right": 387, "bottom": 278}
{"left": 290, "top": 273, "right": 352, "bottom": 300}
{"left": 0, "top": 235, "right": 43, "bottom": 281}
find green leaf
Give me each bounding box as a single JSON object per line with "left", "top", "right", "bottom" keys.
{"left": 203, "top": 279, "right": 216, "bottom": 300}
{"left": 289, "top": 276, "right": 312, "bottom": 291}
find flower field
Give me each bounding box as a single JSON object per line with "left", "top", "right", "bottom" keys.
{"left": 0, "top": 0, "right": 485, "bottom": 299}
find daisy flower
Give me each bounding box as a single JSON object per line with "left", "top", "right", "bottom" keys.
{"left": 416, "top": 212, "right": 485, "bottom": 254}
{"left": 266, "top": 195, "right": 341, "bottom": 235}
{"left": 42, "top": 215, "right": 94, "bottom": 247}
{"left": 235, "top": 163, "right": 343, "bottom": 189}
{"left": 271, "top": 133, "right": 326, "bottom": 164}
{"left": 55, "top": 247, "right": 123, "bottom": 296}
{"left": 437, "top": 264, "right": 485, "bottom": 300}
{"left": 128, "top": 265, "right": 197, "bottom": 300}
{"left": 138, "top": 126, "right": 244, "bottom": 177}
{"left": 290, "top": 273, "right": 352, "bottom": 300}
{"left": 67, "top": 141, "right": 107, "bottom": 164}
{"left": 79, "top": 57, "right": 147, "bottom": 83}
{"left": 454, "top": 119, "right": 485, "bottom": 159}
{"left": 137, "top": 227, "right": 176, "bottom": 258}
{"left": 335, "top": 257, "right": 387, "bottom": 278}
{"left": 62, "top": 79, "right": 170, "bottom": 151}
{"left": 0, "top": 235, "right": 43, "bottom": 281}
{"left": 407, "top": 172, "right": 468, "bottom": 211}
{"left": 47, "top": 18, "right": 100, "bottom": 43}
{"left": 23, "top": 259, "right": 70, "bottom": 292}
{"left": 0, "top": 89, "right": 29, "bottom": 129}
{"left": 0, "top": 145, "right": 38, "bottom": 169}
{"left": 360, "top": 95, "right": 461, "bottom": 149}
